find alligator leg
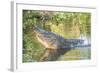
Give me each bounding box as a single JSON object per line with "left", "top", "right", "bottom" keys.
{"left": 39, "top": 48, "right": 51, "bottom": 61}
{"left": 39, "top": 47, "right": 72, "bottom": 61}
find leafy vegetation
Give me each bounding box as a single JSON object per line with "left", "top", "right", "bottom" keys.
{"left": 23, "top": 10, "right": 91, "bottom": 62}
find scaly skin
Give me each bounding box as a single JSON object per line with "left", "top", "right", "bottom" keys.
{"left": 33, "top": 25, "right": 90, "bottom": 61}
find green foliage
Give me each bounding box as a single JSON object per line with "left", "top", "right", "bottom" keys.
{"left": 23, "top": 10, "right": 91, "bottom": 62}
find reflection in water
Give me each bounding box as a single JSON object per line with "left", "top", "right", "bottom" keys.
{"left": 74, "top": 35, "right": 91, "bottom": 60}
{"left": 58, "top": 35, "right": 91, "bottom": 60}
